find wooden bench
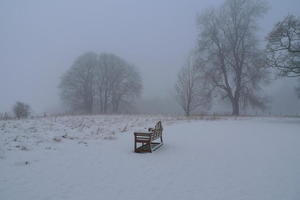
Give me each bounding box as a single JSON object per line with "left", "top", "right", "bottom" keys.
{"left": 134, "top": 121, "right": 163, "bottom": 153}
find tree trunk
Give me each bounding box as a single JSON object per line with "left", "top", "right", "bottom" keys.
{"left": 231, "top": 99, "right": 240, "bottom": 116}
{"left": 185, "top": 100, "right": 191, "bottom": 116}
{"left": 185, "top": 110, "right": 190, "bottom": 117}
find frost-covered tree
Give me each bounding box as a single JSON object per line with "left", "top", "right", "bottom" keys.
{"left": 196, "top": 0, "right": 269, "bottom": 115}
{"left": 13, "top": 102, "right": 30, "bottom": 119}
{"left": 175, "top": 54, "right": 211, "bottom": 116}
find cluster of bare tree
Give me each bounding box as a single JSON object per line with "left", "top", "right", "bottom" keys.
{"left": 59, "top": 52, "right": 142, "bottom": 114}
{"left": 58, "top": 2, "right": 298, "bottom": 117}
{"left": 176, "top": 0, "right": 270, "bottom": 116}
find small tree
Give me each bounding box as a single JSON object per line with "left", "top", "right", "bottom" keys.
{"left": 266, "top": 15, "right": 300, "bottom": 77}
{"left": 13, "top": 102, "right": 30, "bottom": 119}
{"left": 175, "top": 54, "right": 211, "bottom": 116}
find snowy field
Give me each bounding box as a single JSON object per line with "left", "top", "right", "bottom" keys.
{"left": 0, "top": 115, "right": 300, "bottom": 200}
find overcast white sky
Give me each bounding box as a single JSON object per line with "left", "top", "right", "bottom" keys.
{"left": 0, "top": 0, "right": 300, "bottom": 115}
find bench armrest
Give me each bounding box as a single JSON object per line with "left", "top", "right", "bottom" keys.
{"left": 148, "top": 128, "right": 154, "bottom": 132}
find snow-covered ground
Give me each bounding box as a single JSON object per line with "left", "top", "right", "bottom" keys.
{"left": 0, "top": 115, "right": 300, "bottom": 200}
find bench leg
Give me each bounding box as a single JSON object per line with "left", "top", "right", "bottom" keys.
{"left": 149, "top": 142, "right": 152, "bottom": 153}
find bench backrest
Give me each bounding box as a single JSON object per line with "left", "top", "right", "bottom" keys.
{"left": 151, "top": 121, "right": 163, "bottom": 140}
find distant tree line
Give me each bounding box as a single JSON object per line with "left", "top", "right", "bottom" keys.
{"left": 59, "top": 52, "right": 142, "bottom": 114}
{"left": 57, "top": 0, "right": 299, "bottom": 117}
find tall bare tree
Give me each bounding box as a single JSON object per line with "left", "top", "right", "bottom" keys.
{"left": 266, "top": 15, "right": 300, "bottom": 77}
{"left": 196, "top": 0, "right": 269, "bottom": 115}
{"left": 175, "top": 54, "right": 211, "bottom": 116}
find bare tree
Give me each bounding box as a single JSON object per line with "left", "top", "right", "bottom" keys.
{"left": 196, "top": 0, "right": 269, "bottom": 115}
{"left": 60, "top": 52, "right": 142, "bottom": 114}
{"left": 95, "top": 53, "right": 142, "bottom": 113}
{"left": 111, "top": 64, "right": 142, "bottom": 113}
{"left": 175, "top": 54, "right": 211, "bottom": 116}
{"left": 266, "top": 15, "right": 300, "bottom": 77}
{"left": 59, "top": 52, "right": 97, "bottom": 114}
{"left": 13, "top": 102, "right": 30, "bottom": 119}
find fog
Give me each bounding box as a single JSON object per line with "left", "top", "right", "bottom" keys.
{"left": 1, "top": 0, "right": 300, "bottom": 115}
